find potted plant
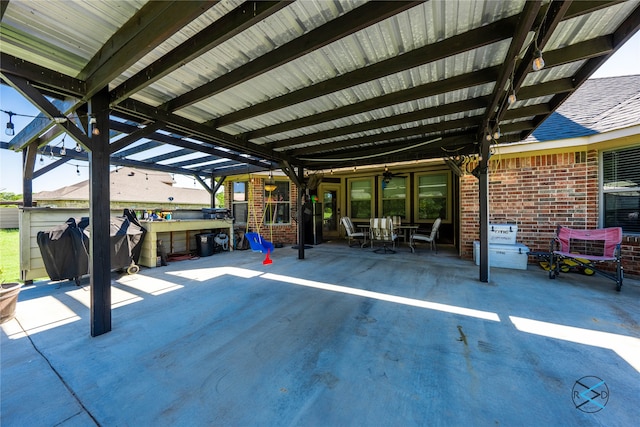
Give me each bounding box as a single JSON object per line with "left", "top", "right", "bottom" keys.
{"left": 0, "top": 268, "right": 23, "bottom": 324}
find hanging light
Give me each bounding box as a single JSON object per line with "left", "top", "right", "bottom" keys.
{"left": 75, "top": 143, "right": 82, "bottom": 152}
{"left": 532, "top": 48, "right": 545, "bottom": 71}
{"left": 5, "top": 111, "right": 15, "bottom": 136}
{"left": 39, "top": 154, "right": 44, "bottom": 164}
{"left": 90, "top": 116, "right": 99, "bottom": 136}
{"left": 60, "top": 135, "right": 67, "bottom": 156}
{"left": 264, "top": 171, "right": 277, "bottom": 192}
{"left": 508, "top": 92, "right": 517, "bottom": 105}
{"left": 76, "top": 165, "right": 80, "bottom": 176}
{"left": 493, "top": 128, "right": 501, "bottom": 140}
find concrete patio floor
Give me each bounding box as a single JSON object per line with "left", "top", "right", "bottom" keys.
{"left": 2, "top": 242, "right": 639, "bottom": 426}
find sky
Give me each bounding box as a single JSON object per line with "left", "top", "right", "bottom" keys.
{"left": 1, "top": 32, "right": 639, "bottom": 196}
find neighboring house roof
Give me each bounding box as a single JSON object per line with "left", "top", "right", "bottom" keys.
{"left": 34, "top": 167, "right": 211, "bottom": 205}
{"left": 529, "top": 74, "right": 640, "bottom": 142}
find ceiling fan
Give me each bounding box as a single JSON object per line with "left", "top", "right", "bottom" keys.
{"left": 381, "top": 168, "right": 406, "bottom": 188}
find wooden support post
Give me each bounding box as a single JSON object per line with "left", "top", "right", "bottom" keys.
{"left": 297, "top": 165, "right": 305, "bottom": 260}
{"left": 479, "top": 138, "right": 490, "bottom": 283}
{"left": 89, "top": 87, "right": 112, "bottom": 337}
{"left": 22, "top": 143, "right": 37, "bottom": 285}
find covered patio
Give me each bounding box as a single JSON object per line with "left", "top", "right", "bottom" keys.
{"left": 2, "top": 0, "right": 640, "bottom": 336}
{"left": 2, "top": 244, "right": 639, "bottom": 425}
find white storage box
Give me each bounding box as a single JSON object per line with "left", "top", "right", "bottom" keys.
{"left": 489, "top": 223, "right": 518, "bottom": 245}
{"left": 473, "top": 241, "right": 530, "bottom": 270}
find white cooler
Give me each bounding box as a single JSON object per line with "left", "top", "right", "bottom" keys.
{"left": 489, "top": 223, "right": 518, "bottom": 244}
{"left": 473, "top": 241, "right": 530, "bottom": 270}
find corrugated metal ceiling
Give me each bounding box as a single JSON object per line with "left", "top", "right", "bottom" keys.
{"left": 1, "top": 0, "right": 639, "bottom": 182}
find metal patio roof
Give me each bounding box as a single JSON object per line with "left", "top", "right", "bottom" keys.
{"left": 2, "top": 0, "right": 640, "bottom": 183}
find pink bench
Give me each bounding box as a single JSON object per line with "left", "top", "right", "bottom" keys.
{"left": 549, "top": 226, "right": 623, "bottom": 291}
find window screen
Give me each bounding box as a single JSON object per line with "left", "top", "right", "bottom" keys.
{"left": 602, "top": 146, "right": 640, "bottom": 233}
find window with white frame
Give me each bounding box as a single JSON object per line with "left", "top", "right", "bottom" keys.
{"left": 349, "top": 179, "right": 372, "bottom": 219}
{"left": 264, "top": 181, "right": 290, "bottom": 225}
{"left": 602, "top": 146, "right": 640, "bottom": 233}
{"left": 232, "top": 181, "right": 248, "bottom": 225}
{"left": 416, "top": 172, "right": 449, "bottom": 221}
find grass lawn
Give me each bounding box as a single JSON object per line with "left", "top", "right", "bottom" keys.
{"left": 0, "top": 229, "right": 21, "bottom": 283}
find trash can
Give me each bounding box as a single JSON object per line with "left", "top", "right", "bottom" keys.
{"left": 195, "top": 233, "right": 216, "bottom": 257}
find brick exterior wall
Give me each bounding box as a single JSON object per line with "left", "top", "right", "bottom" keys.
{"left": 460, "top": 149, "right": 640, "bottom": 278}
{"left": 225, "top": 177, "right": 300, "bottom": 246}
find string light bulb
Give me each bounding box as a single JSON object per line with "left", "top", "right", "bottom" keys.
{"left": 493, "top": 128, "right": 501, "bottom": 140}
{"left": 532, "top": 49, "right": 545, "bottom": 71}
{"left": 90, "top": 116, "right": 100, "bottom": 136}
{"left": 5, "top": 111, "right": 15, "bottom": 136}
{"left": 76, "top": 165, "right": 80, "bottom": 176}
{"left": 75, "top": 143, "right": 82, "bottom": 152}
{"left": 508, "top": 92, "right": 517, "bottom": 105}
{"left": 39, "top": 154, "right": 44, "bottom": 164}
{"left": 60, "top": 146, "right": 66, "bottom": 156}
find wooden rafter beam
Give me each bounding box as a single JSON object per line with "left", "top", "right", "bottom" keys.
{"left": 164, "top": 1, "right": 421, "bottom": 112}
{"left": 214, "top": 14, "right": 521, "bottom": 128}
{"left": 288, "top": 117, "right": 479, "bottom": 157}
{"left": 110, "top": 1, "right": 290, "bottom": 104}
{"left": 1, "top": 72, "right": 92, "bottom": 150}
{"left": 479, "top": 0, "right": 542, "bottom": 140}
{"left": 82, "top": 1, "right": 217, "bottom": 98}
{"left": 246, "top": 67, "right": 499, "bottom": 140}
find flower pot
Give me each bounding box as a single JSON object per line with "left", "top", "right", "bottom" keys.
{"left": 1, "top": 282, "right": 23, "bottom": 324}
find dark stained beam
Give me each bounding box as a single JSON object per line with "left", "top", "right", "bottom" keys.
{"left": 506, "top": 0, "right": 573, "bottom": 122}
{"left": 89, "top": 86, "right": 112, "bottom": 337}
{"left": 6, "top": 98, "right": 82, "bottom": 151}
{"left": 517, "top": 77, "right": 574, "bottom": 99}
{"left": 112, "top": 140, "right": 163, "bottom": 158}
{"left": 111, "top": 1, "right": 290, "bottom": 104}
{"left": 246, "top": 67, "right": 499, "bottom": 140}
{"left": 164, "top": 1, "right": 422, "bottom": 112}
{"left": 542, "top": 35, "right": 613, "bottom": 68}
{"left": 478, "top": 0, "right": 541, "bottom": 141}
{"left": 522, "top": 4, "right": 640, "bottom": 139}
{"left": 210, "top": 163, "right": 271, "bottom": 177}
{"left": 565, "top": 0, "right": 625, "bottom": 19}
{"left": 289, "top": 116, "right": 479, "bottom": 156}
{"left": 114, "top": 98, "right": 287, "bottom": 163}
{"left": 108, "top": 121, "right": 165, "bottom": 154}
{"left": 82, "top": 1, "right": 217, "bottom": 98}
{"left": 299, "top": 134, "right": 476, "bottom": 169}
{"left": 214, "top": 14, "right": 521, "bottom": 127}
{"left": 503, "top": 104, "right": 551, "bottom": 121}
{"left": 164, "top": 156, "right": 217, "bottom": 168}
{"left": 0, "top": 53, "right": 86, "bottom": 98}
{"left": 109, "top": 117, "right": 272, "bottom": 169}
{"left": 33, "top": 157, "right": 73, "bottom": 180}
{"left": 22, "top": 143, "right": 38, "bottom": 207}
{"left": 2, "top": 72, "right": 92, "bottom": 150}
{"left": 269, "top": 98, "right": 489, "bottom": 150}
{"left": 143, "top": 148, "right": 198, "bottom": 164}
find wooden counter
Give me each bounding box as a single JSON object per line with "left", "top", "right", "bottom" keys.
{"left": 139, "top": 219, "right": 234, "bottom": 267}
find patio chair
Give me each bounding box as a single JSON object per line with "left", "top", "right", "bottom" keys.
{"left": 410, "top": 217, "right": 441, "bottom": 253}
{"left": 370, "top": 217, "right": 398, "bottom": 254}
{"left": 341, "top": 216, "right": 367, "bottom": 247}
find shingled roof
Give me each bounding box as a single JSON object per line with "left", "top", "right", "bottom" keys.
{"left": 529, "top": 74, "right": 640, "bottom": 142}
{"left": 33, "top": 166, "right": 211, "bottom": 206}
